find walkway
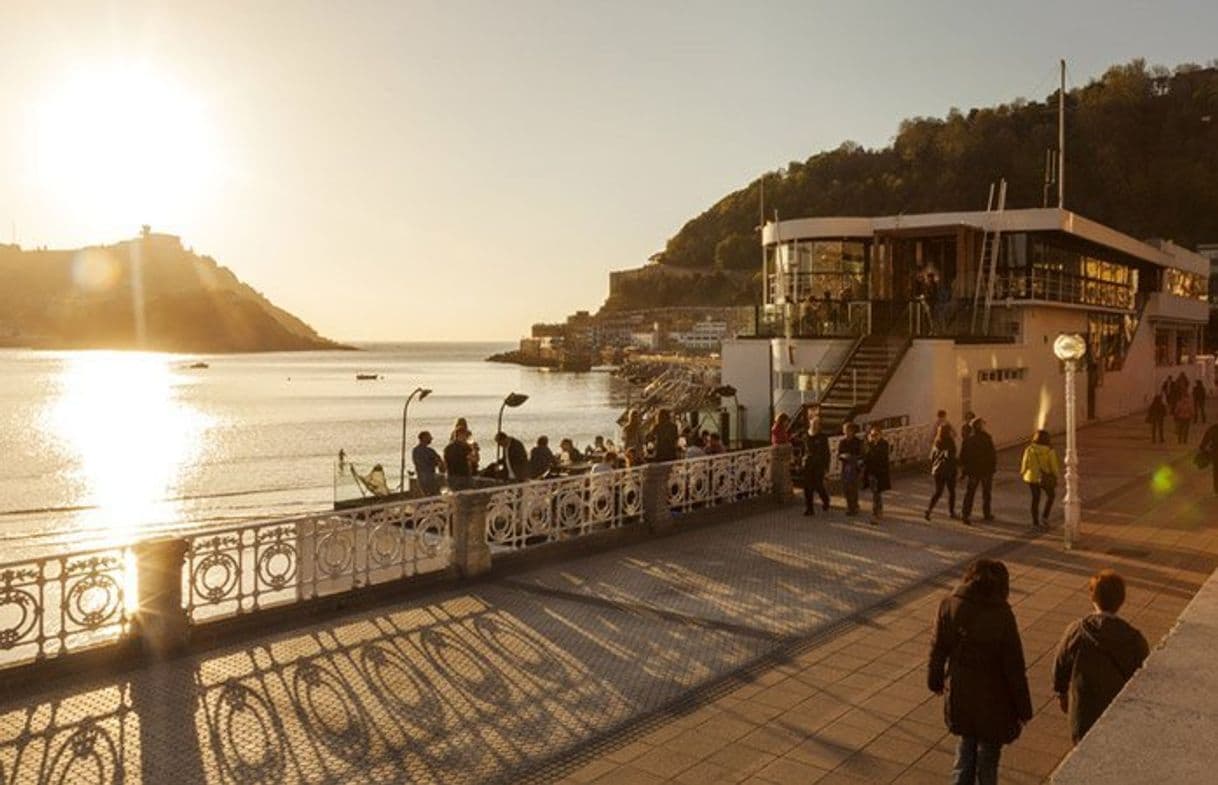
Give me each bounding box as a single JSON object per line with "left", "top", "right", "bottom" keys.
{"left": 0, "top": 414, "right": 1213, "bottom": 785}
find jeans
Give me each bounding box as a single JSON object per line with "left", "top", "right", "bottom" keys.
{"left": 952, "top": 736, "right": 1001, "bottom": 785}
{"left": 928, "top": 474, "right": 956, "bottom": 515}
{"left": 962, "top": 474, "right": 993, "bottom": 520}
{"left": 1029, "top": 481, "right": 1054, "bottom": 527}
{"left": 803, "top": 465, "right": 829, "bottom": 512}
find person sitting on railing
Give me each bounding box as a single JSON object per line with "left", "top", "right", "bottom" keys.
{"left": 704, "top": 433, "right": 725, "bottom": 455}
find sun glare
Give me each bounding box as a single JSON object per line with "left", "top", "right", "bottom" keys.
{"left": 34, "top": 64, "right": 221, "bottom": 226}
{"left": 47, "top": 352, "right": 210, "bottom": 544}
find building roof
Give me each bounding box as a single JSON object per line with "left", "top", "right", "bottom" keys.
{"left": 762, "top": 207, "right": 1209, "bottom": 276}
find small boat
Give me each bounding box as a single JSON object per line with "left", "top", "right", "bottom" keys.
{"left": 188, "top": 361, "right": 209, "bottom": 369}
{"left": 355, "top": 373, "right": 380, "bottom": 381}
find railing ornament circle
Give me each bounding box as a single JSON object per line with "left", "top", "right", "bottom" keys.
{"left": 256, "top": 541, "right": 297, "bottom": 591}
{"left": 0, "top": 587, "right": 39, "bottom": 649}
{"left": 192, "top": 551, "right": 240, "bottom": 604}
{"left": 64, "top": 573, "right": 122, "bottom": 630}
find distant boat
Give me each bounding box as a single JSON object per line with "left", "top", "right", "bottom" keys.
{"left": 355, "top": 373, "right": 380, "bottom": 380}
{"left": 188, "top": 361, "right": 209, "bottom": 369}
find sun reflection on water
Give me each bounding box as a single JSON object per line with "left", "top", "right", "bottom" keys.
{"left": 46, "top": 352, "right": 210, "bottom": 545}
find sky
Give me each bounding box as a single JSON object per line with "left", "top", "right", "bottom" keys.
{"left": 2, "top": 1, "right": 1216, "bottom": 341}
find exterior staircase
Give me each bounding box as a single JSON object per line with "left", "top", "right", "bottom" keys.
{"left": 814, "top": 335, "right": 912, "bottom": 432}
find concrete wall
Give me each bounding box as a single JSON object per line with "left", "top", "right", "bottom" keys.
{"left": 720, "top": 339, "right": 772, "bottom": 443}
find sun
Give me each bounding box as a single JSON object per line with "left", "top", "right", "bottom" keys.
{"left": 34, "top": 63, "right": 221, "bottom": 227}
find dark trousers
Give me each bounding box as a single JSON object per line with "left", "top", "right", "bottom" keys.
{"left": 962, "top": 474, "right": 993, "bottom": 520}
{"left": 928, "top": 474, "right": 956, "bottom": 515}
{"left": 1176, "top": 418, "right": 1191, "bottom": 443}
{"left": 952, "top": 736, "right": 1001, "bottom": 785}
{"left": 871, "top": 488, "right": 883, "bottom": 517}
{"left": 1198, "top": 401, "right": 1207, "bottom": 424}
{"left": 803, "top": 465, "right": 829, "bottom": 512}
{"left": 1150, "top": 419, "right": 1165, "bottom": 443}
{"left": 1029, "top": 481, "right": 1055, "bottom": 526}
{"left": 843, "top": 479, "right": 860, "bottom": 514}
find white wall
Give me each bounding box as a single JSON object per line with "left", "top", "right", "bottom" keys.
{"left": 720, "top": 339, "right": 771, "bottom": 443}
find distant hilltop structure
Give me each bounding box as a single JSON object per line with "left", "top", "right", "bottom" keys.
{"left": 0, "top": 227, "right": 350, "bottom": 353}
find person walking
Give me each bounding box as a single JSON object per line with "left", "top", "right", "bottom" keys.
{"left": 1198, "top": 423, "right": 1218, "bottom": 494}
{"left": 928, "top": 559, "right": 1033, "bottom": 785}
{"left": 1173, "top": 392, "right": 1195, "bottom": 443}
{"left": 862, "top": 424, "right": 891, "bottom": 524}
{"left": 837, "top": 422, "right": 864, "bottom": 516}
{"left": 1147, "top": 394, "right": 1167, "bottom": 444}
{"left": 1020, "top": 430, "right": 1060, "bottom": 530}
{"left": 1193, "top": 379, "right": 1207, "bottom": 424}
{"left": 960, "top": 418, "right": 997, "bottom": 525}
{"left": 411, "top": 431, "right": 446, "bottom": 496}
{"left": 1052, "top": 569, "right": 1149, "bottom": 746}
{"left": 801, "top": 417, "right": 831, "bottom": 516}
{"left": 925, "top": 423, "right": 958, "bottom": 520}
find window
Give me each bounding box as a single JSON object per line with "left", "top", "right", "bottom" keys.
{"left": 1162, "top": 268, "right": 1208, "bottom": 301}
{"left": 1088, "top": 312, "right": 1138, "bottom": 371}
{"left": 977, "top": 367, "right": 1027, "bottom": 383}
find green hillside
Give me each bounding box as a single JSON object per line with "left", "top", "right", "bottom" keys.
{"left": 639, "top": 60, "right": 1218, "bottom": 303}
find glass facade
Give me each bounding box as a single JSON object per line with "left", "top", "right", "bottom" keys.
{"left": 765, "top": 240, "right": 868, "bottom": 305}
{"left": 1162, "top": 268, "right": 1208, "bottom": 301}
{"left": 1087, "top": 312, "right": 1139, "bottom": 371}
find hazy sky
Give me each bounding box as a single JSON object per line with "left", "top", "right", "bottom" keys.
{"left": 2, "top": 1, "right": 1216, "bottom": 341}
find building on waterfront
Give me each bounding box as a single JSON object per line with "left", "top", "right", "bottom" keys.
{"left": 721, "top": 207, "right": 1211, "bottom": 447}
{"left": 669, "top": 318, "right": 730, "bottom": 352}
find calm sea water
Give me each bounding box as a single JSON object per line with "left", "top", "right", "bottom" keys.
{"left": 0, "top": 343, "right": 630, "bottom": 553}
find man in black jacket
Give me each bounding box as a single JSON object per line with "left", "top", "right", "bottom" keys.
{"left": 1052, "top": 570, "right": 1149, "bottom": 744}
{"left": 802, "top": 417, "right": 831, "bottom": 515}
{"left": 960, "top": 417, "right": 997, "bottom": 525}
{"left": 494, "top": 431, "right": 531, "bottom": 482}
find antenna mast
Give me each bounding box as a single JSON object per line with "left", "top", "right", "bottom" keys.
{"left": 1058, "top": 58, "right": 1066, "bottom": 209}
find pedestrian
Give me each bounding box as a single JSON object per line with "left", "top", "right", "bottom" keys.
{"left": 862, "top": 424, "right": 891, "bottom": 524}
{"left": 648, "top": 408, "right": 680, "bottom": 462}
{"left": 960, "top": 418, "right": 996, "bottom": 525}
{"left": 771, "top": 412, "right": 792, "bottom": 445}
{"left": 621, "top": 409, "right": 644, "bottom": 453}
{"left": 935, "top": 409, "right": 949, "bottom": 435}
{"left": 960, "top": 410, "right": 977, "bottom": 442}
{"left": 529, "top": 435, "right": 556, "bottom": 479}
{"left": 443, "top": 425, "right": 473, "bottom": 491}
{"left": 928, "top": 559, "right": 1033, "bottom": 785}
{"left": 1198, "top": 423, "right": 1218, "bottom": 494}
{"left": 925, "top": 423, "right": 958, "bottom": 521}
{"left": 1052, "top": 569, "right": 1149, "bottom": 746}
{"left": 802, "top": 417, "right": 831, "bottom": 516}
{"left": 838, "top": 422, "right": 864, "bottom": 516}
{"left": 1146, "top": 394, "right": 1167, "bottom": 444}
{"left": 1173, "top": 392, "right": 1195, "bottom": 443}
{"left": 1020, "top": 429, "right": 1060, "bottom": 530}
{"left": 411, "top": 431, "right": 445, "bottom": 496}
{"left": 1193, "top": 379, "right": 1207, "bottom": 424}
{"left": 494, "top": 431, "right": 531, "bottom": 481}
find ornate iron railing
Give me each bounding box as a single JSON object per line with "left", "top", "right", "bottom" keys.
{"left": 183, "top": 497, "right": 453, "bottom": 623}
{"left": 666, "top": 447, "right": 773, "bottom": 513}
{"left": 822, "top": 422, "right": 935, "bottom": 478}
{"left": 484, "top": 467, "right": 646, "bottom": 550}
{"left": 0, "top": 547, "right": 131, "bottom": 667}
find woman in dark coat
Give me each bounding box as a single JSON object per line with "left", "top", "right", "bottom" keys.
{"left": 928, "top": 559, "right": 1033, "bottom": 785}
{"left": 862, "top": 424, "right": 891, "bottom": 524}
{"left": 925, "top": 423, "right": 958, "bottom": 520}
{"left": 801, "top": 417, "right": 831, "bottom": 515}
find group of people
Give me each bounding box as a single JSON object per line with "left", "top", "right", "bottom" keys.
{"left": 1147, "top": 373, "right": 1208, "bottom": 444}
{"left": 930, "top": 560, "right": 1149, "bottom": 784}
{"left": 779, "top": 412, "right": 893, "bottom": 524}
{"left": 407, "top": 408, "right": 733, "bottom": 496}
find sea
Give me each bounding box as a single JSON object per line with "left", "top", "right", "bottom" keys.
{"left": 0, "top": 343, "right": 631, "bottom": 556}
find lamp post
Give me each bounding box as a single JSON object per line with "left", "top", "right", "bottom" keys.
{"left": 1053, "top": 334, "right": 1086, "bottom": 549}
{"left": 496, "top": 392, "right": 529, "bottom": 461}
{"left": 399, "top": 387, "right": 432, "bottom": 492}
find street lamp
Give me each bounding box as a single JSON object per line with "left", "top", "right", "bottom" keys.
{"left": 496, "top": 392, "right": 529, "bottom": 461}
{"left": 714, "top": 384, "right": 739, "bottom": 448}
{"left": 399, "top": 387, "right": 433, "bottom": 492}
{"left": 1053, "top": 333, "right": 1086, "bottom": 549}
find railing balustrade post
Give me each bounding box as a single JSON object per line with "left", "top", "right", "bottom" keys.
{"left": 134, "top": 538, "right": 190, "bottom": 659}
{"left": 771, "top": 443, "right": 794, "bottom": 504}
{"left": 452, "top": 491, "right": 493, "bottom": 578}
{"left": 641, "top": 463, "right": 674, "bottom": 534}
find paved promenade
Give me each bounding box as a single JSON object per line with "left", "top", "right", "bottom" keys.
{"left": 0, "top": 414, "right": 1213, "bottom": 784}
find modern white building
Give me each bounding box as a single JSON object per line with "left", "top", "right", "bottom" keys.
{"left": 721, "top": 207, "right": 1211, "bottom": 447}
{"left": 670, "top": 319, "right": 729, "bottom": 351}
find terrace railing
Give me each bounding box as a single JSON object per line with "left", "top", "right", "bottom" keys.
{"left": 666, "top": 447, "right": 773, "bottom": 512}
{"left": 484, "top": 467, "right": 646, "bottom": 550}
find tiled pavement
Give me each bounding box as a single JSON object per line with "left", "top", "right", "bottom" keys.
{"left": 0, "top": 414, "right": 1213, "bottom": 784}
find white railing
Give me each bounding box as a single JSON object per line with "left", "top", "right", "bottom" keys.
{"left": 183, "top": 496, "right": 453, "bottom": 623}
{"left": 822, "top": 422, "right": 935, "bottom": 478}
{"left": 0, "top": 547, "right": 131, "bottom": 667}
{"left": 667, "top": 447, "right": 773, "bottom": 513}
{"left": 485, "top": 467, "right": 645, "bottom": 550}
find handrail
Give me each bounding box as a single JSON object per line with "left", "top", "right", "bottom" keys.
{"left": 818, "top": 334, "right": 867, "bottom": 405}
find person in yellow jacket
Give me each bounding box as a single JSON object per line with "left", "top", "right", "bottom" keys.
{"left": 1020, "top": 430, "right": 1061, "bottom": 530}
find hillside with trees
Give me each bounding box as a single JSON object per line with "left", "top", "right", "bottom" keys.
{"left": 612, "top": 60, "right": 1218, "bottom": 309}
{"left": 0, "top": 228, "right": 348, "bottom": 352}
